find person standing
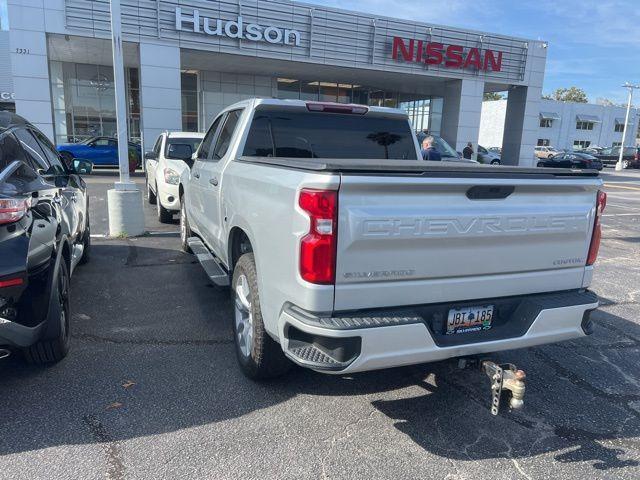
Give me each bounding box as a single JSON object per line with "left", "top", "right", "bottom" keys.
{"left": 421, "top": 136, "right": 442, "bottom": 161}
{"left": 463, "top": 142, "right": 474, "bottom": 160}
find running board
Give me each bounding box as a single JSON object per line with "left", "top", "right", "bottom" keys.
{"left": 70, "top": 244, "right": 84, "bottom": 275}
{"left": 187, "top": 237, "right": 230, "bottom": 287}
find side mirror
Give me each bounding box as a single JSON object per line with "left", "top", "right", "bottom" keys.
{"left": 184, "top": 154, "right": 195, "bottom": 169}
{"left": 144, "top": 151, "right": 157, "bottom": 160}
{"left": 73, "top": 158, "right": 93, "bottom": 175}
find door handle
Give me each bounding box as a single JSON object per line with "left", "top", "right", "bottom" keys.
{"left": 193, "top": 172, "right": 200, "bottom": 179}
{"left": 209, "top": 177, "right": 218, "bottom": 187}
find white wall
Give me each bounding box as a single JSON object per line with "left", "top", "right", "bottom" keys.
{"left": 480, "top": 98, "right": 640, "bottom": 151}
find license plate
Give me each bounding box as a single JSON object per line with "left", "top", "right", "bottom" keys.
{"left": 446, "top": 305, "right": 494, "bottom": 335}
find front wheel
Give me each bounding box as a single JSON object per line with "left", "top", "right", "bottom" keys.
{"left": 232, "top": 253, "right": 291, "bottom": 380}
{"left": 146, "top": 175, "right": 157, "bottom": 205}
{"left": 157, "top": 194, "right": 173, "bottom": 223}
{"left": 622, "top": 159, "right": 630, "bottom": 169}
{"left": 490, "top": 160, "right": 501, "bottom": 165}
{"left": 180, "top": 199, "right": 192, "bottom": 253}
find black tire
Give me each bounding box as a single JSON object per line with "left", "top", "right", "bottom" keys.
{"left": 78, "top": 214, "right": 91, "bottom": 265}
{"left": 490, "top": 160, "right": 500, "bottom": 165}
{"left": 24, "top": 260, "right": 70, "bottom": 364}
{"left": 180, "top": 199, "right": 192, "bottom": 253}
{"left": 146, "top": 175, "right": 157, "bottom": 205}
{"left": 622, "top": 159, "right": 630, "bottom": 170}
{"left": 537, "top": 162, "right": 545, "bottom": 167}
{"left": 232, "top": 253, "right": 291, "bottom": 380}
{"left": 157, "top": 195, "right": 173, "bottom": 223}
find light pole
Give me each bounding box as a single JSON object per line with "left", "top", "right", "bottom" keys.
{"left": 106, "top": 0, "right": 145, "bottom": 236}
{"left": 615, "top": 82, "right": 640, "bottom": 171}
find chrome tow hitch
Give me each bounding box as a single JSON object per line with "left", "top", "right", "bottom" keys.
{"left": 458, "top": 358, "right": 526, "bottom": 415}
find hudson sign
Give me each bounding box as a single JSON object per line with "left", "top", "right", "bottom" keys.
{"left": 175, "top": 7, "right": 301, "bottom": 46}
{"left": 391, "top": 37, "right": 503, "bottom": 72}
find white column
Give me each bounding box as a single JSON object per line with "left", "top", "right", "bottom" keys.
{"left": 139, "top": 43, "right": 182, "bottom": 149}
{"left": 502, "top": 85, "right": 543, "bottom": 166}
{"left": 8, "top": 0, "right": 54, "bottom": 139}
{"left": 441, "top": 78, "right": 484, "bottom": 160}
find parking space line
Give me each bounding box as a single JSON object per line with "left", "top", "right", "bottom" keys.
{"left": 603, "top": 213, "right": 640, "bottom": 217}
{"left": 604, "top": 183, "right": 640, "bottom": 191}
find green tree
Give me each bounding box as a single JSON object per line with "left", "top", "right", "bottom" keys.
{"left": 483, "top": 92, "right": 504, "bottom": 101}
{"left": 548, "top": 87, "right": 589, "bottom": 103}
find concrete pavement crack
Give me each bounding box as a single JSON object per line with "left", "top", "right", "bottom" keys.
{"left": 82, "top": 415, "right": 125, "bottom": 480}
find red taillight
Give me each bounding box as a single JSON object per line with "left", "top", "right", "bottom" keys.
{"left": 0, "top": 198, "right": 29, "bottom": 225}
{"left": 587, "top": 190, "right": 607, "bottom": 266}
{"left": 0, "top": 276, "right": 24, "bottom": 288}
{"left": 305, "top": 102, "right": 368, "bottom": 115}
{"left": 298, "top": 189, "right": 338, "bottom": 284}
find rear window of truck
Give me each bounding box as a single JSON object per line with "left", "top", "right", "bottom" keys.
{"left": 243, "top": 109, "right": 417, "bottom": 160}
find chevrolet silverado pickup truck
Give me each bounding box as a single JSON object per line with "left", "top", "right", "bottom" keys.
{"left": 179, "top": 99, "right": 604, "bottom": 394}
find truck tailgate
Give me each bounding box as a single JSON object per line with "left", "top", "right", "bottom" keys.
{"left": 334, "top": 174, "right": 601, "bottom": 310}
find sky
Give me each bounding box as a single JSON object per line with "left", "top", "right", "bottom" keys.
{"left": 309, "top": 0, "right": 640, "bottom": 105}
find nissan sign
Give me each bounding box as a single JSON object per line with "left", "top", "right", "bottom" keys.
{"left": 392, "top": 37, "right": 503, "bottom": 72}
{"left": 175, "top": 7, "right": 301, "bottom": 46}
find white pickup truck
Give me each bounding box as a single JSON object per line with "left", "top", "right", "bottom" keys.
{"left": 179, "top": 98, "right": 604, "bottom": 407}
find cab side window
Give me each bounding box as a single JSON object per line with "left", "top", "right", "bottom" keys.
{"left": 198, "top": 114, "right": 225, "bottom": 160}
{"left": 211, "top": 109, "right": 242, "bottom": 161}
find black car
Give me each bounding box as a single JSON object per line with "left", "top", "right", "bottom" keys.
{"left": 0, "top": 112, "right": 92, "bottom": 364}
{"left": 593, "top": 146, "right": 639, "bottom": 169}
{"left": 537, "top": 152, "right": 603, "bottom": 171}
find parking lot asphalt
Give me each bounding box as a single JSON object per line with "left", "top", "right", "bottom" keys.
{"left": 1, "top": 167, "right": 640, "bottom": 480}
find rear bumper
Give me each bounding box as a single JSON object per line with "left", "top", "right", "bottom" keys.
{"left": 278, "top": 290, "right": 599, "bottom": 374}
{"left": 0, "top": 317, "right": 46, "bottom": 348}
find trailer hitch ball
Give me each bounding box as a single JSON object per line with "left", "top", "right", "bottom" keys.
{"left": 504, "top": 369, "right": 526, "bottom": 410}
{"left": 480, "top": 361, "right": 527, "bottom": 415}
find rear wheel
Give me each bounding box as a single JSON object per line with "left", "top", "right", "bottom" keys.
{"left": 24, "top": 260, "right": 70, "bottom": 364}
{"left": 232, "top": 253, "right": 291, "bottom": 380}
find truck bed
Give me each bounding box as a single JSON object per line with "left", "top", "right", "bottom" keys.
{"left": 238, "top": 156, "right": 600, "bottom": 178}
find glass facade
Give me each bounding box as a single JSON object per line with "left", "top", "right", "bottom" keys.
{"left": 49, "top": 61, "right": 141, "bottom": 145}
{"left": 276, "top": 78, "right": 442, "bottom": 134}
{"left": 181, "top": 71, "right": 199, "bottom": 132}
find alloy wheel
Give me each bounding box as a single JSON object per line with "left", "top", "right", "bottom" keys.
{"left": 234, "top": 274, "right": 253, "bottom": 358}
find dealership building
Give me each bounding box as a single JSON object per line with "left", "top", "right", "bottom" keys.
{"left": 480, "top": 98, "right": 640, "bottom": 151}
{"left": 9, "top": 0, "right": 547, "bottom": 166}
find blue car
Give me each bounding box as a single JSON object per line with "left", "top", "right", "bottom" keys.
{"left": 57, "top": 136, "right": 142, "bottom": 167}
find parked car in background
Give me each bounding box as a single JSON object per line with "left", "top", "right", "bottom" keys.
{"left": 592, "top": 146, "right": 639, "bottom": 169}
{"left": 478, "top": 145, "right": 501, "bottom": 164}
{"left": 488, "top": 146, "right": 501, "bottom": 154}
{"left": 537, "top": 152, "right": 603, "bottom": 170}
{"left": 57, "top": 136, "right": 142, "bottom": 169}
{"left": 145, "top": 131, "right": 204, "bottom": 223}
{"left": 179, "top": 98, "right": 603, "bottom": 387}
{"left": 0, "top": 112, "right": 92, "bottom": 364}
{"left": 534, "top": 146, "right": 560, "bottom": 159}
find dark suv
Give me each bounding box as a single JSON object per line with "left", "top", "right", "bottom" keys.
{"left": 0, "top": 112, "right": 92, "bottom": 364}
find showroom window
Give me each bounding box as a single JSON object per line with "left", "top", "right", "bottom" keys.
{"left": 49, "top": 61, "right": 141, "bottom": 145}
{"left": 275, "top": 77, "right": 441, "bottom": 133}
{"left": 181, "top": 71, "right": 199, "bottom": 132}
{"left": 537, "top": 139, "right": 550, "bottom": 146}
{"left": 573, "top": 140, "right": 591, "bottom": 149}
